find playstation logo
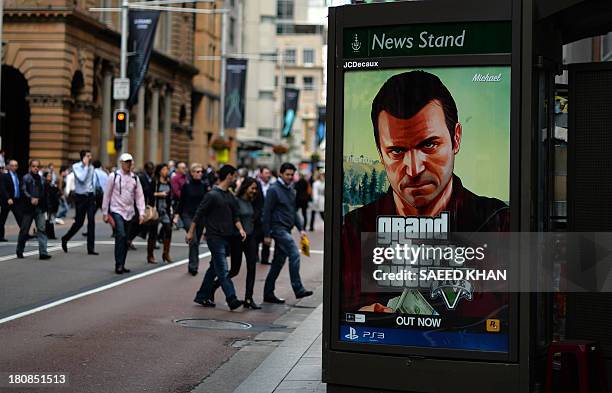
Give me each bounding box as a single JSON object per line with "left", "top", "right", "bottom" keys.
{"left": 345, "top": 327, "right": 358, "bottom": 340}
{"left": 351, "top": 34, "right": 362, "bottom": 52}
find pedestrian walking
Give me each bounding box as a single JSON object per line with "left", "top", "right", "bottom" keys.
{"left": 186, "top": 165, "right": 246, "bottom": 310}
{"left": 262, "top": 163, "right": 313, "bottom": 304}
{"left": 102, "top": 153, "right": 145, "bottom": 274}
{"left": 227, "top": 177, "right": 261, "bottom": 309}
{"left": 16, "top": 160, "right": 51, "bottom": 260}
{"left": 42, "top": 170, "right": 60, "bottom": 239}
{"left": 147, "top": 163, "right": 175, "bottom": 264}
{"left": 0, "top": 160, "right": 24, "bottom": 241}
{"left": 294, "top": 172, "right": 311, "bottom": 231}
{"left": 128, "top": 162, "right": 155, "bottom": 250}
{"left": 255, "top": 166, "right": 273, "bottom": 264}
{"left": 309, "top": 172, "right": 325, "bottom": 231}
{"left": 61, "top": 150, "right": 98, "bottom": 255}
{"left": 170, "top": 161, "right": 188, "bottom": 230}
{"left": 93, "top": 160, "right": 109, "bottom": 211}
{"left": 178, "top": 163, "right": 210, "bottom": 275}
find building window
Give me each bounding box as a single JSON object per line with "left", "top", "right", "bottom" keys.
{"left": 303, "top": 76, "right": 314, "bottom": 91}
{"left": 303, "top": 48, "right": 315, "bottom": 66}
{"left": 258, "top": 128, "right": 274, "bottom": 138}
{"left": 259, "top": 91, "right": 274, "bottom": 100}
{"left": 284, "top": 48, "right": 296, "bottom": 65}
{"left": 277, "top": 0, "right": 294, "bottom": 20}
{"left": 603, "top": 33, "right": 612, "bottom": 61}
{"left": 229, "top": 17, "right": 236, "bottom": 47}
{"left": 285, "top": 76, "right": 296, "bottom": 87}
{"left": 260, "top": 15, "right": 276, "bottom": 24}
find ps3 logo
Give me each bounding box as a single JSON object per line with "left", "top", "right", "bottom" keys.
{"left": 352, "top": 34, "right": 362, "bottom": 52}
{"left": 345, "top": 327, "right": 359, "bottom": 340}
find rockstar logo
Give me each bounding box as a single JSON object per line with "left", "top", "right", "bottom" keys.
{"left": 431, "top": 280, "right": 473, "bottom": 310}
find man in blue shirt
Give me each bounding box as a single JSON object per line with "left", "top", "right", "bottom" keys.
{"left": 61, "top": 150, "right": 98, "bottom": 255}
{"left": 262, "top": 162, "right": 313, "bottom": 304}
{"left": 0, "top": 160, "right": 24, "bottom": 241}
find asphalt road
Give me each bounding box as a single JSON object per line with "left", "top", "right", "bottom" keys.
{"left": 0, "top": 213, "right": 325, "bottom": 393}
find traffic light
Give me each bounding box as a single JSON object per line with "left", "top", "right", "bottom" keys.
{"left": 113, "top": 109, "right": 129, "bottom": 136}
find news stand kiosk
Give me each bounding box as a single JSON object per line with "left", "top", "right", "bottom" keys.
{"left": 323, "top": 0, "right": 612, "bottom": 392}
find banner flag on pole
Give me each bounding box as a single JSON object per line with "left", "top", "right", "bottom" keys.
{"left": 224, "top": 58, "right": 248, "bottom": 128}
{"left": 282, "top": 87, "right": 300, "bottom": 138}
{"left": 127, "top": 10, "right": 160, "bottom": 108}
{"left": 316, "top": 105, "right": 326, "bottom": 146}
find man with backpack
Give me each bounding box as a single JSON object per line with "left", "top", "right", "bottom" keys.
{"left": 101, "top": 153, "right": 145, "bottom": 274}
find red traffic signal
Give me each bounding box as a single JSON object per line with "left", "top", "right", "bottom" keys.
{"left": 113, "top": 109, "right": 129, "bottom": 136}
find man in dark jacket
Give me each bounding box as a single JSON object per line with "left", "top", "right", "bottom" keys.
{"left": 186, "top": 165, "right": 246, "bottom": 310}
{"left": 16, "top": 159, "right": 51, "bottom": 260}
{"left": 0, "top": 160, "right": 24, "bottom": 241}
{"left": 262, "top": 162, "right": 313, "bottom": 304}
{"left": 178, "top": 163, "right": 210, "bottom": 275}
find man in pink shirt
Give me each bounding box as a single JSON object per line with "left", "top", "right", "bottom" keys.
{"left": 102, "top": 153, "right": 145, "bottom": 274}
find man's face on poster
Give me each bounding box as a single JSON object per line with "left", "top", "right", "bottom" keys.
{"left": 377, "top": 100, "right": 462, "bottom": 210}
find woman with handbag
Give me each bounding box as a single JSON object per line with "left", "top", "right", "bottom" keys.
{"left": 147, "top": 163, "right": 175, "bottom": 264}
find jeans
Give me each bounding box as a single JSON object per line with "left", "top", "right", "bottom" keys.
{"left": 183, "top": 215, "right": 204, "bottom": 272}
{"left": 229, "top": 235, "right": 258, "bottom": 299}
{"left": 195, "top": 237, "right": 237, "bottom": 303}
{"left": 264, "top": 229, "right": 305, "bottom": 297}
{"left": 56, "top": 197, "right": 68, "bottom": 219}
{"left": 17, "top": 207, "right": 48, "bottom": 256}
{"left": 111, "top": 212, "right": 133, "bottom": 268}
{"left": 62, "top": 193, "right": 96, "bottom": 252}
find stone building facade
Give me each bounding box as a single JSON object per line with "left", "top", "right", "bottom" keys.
{"left": 1, "top": 0, "right": 197, "bottom": 170}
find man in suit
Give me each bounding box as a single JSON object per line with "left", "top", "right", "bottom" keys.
{"left": 0, "top": 160, "right": 24, "bottom": 241}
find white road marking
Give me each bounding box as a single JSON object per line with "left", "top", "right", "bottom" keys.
{"left": 0, "top": 252, "right": 211, "bottom": 326}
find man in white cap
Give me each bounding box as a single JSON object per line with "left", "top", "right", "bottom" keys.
{"left": 101, "top": 153, "right": 145, "bottom": 274}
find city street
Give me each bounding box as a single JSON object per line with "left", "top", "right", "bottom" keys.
{"left": 0, "top": 214, "right": 324, "bottom": 393}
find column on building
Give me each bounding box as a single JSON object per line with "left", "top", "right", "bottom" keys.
{"left": 135, "top": 84, "right": 146, "bottom": 166}
{"left": 149, "top": 82, "right": 161, "bottom": 163}
{"left": 162, "top": 85, "right": 172, "bottom": 162}
{"left": 100, "top": 65, "right": 114, "bottom": 166}
{"left": 69, "top": 100, "right": 93, "bottom": 161}
{"left": 28, "top": 95, "right": 72, "bottom": 167}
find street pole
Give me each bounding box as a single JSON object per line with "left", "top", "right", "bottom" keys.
{"left": 119, "top": 0, "right": 129, "bottom": 155}
{"left": 219, "top": 9, "right": 227, "bottom": 139}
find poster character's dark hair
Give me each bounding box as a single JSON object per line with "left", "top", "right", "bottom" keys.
{"left": 218, "top": 164, "right": 237, "bottom": 181}
{"left": 371, "top": 70, "right": 459, "bottom": 151}
{"left": 279, "top": 162, "right": 296, "bottom": 174}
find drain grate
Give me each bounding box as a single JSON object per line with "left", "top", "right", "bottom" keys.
{"left": 175, "top": 319, "right": 252, "bottom": 330}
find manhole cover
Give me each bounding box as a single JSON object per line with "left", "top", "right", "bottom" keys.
{"left": 175, "top": 319, "right": 252, "bottom": 330}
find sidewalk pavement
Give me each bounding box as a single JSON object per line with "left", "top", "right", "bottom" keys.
{"left": 234, "top": 304, "right": 324, "bottom": 393}
{"left": 191, "top": 288, "right": 325, "bottom": 393}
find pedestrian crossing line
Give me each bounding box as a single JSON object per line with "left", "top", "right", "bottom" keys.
{"left": 0, "top": 242, "right": 86, "bottom": 262}
{"left": 0, "top": 251, "right": 211, "bottom": 326}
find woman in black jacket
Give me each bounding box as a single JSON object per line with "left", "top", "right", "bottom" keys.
{"left": 147, "top": 163, "right": 175, "bottom": 264}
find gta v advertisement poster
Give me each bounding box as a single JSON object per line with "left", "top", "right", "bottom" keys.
{"left": 339, "top": 66, "right": 511, "bottom": 353}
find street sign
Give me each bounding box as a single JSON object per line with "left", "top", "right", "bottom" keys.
{"left": 113, "top": 78, "right": 130, "bottom": 100}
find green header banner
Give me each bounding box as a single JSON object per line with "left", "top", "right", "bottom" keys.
{"left": 344, "top": 21, "right": 511, "bottom": 59}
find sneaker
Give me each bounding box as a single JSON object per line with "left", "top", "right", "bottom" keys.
{"left": 194, "top": 298, "right": 216, "bottom": 308}
{"left": 54, "top": 218, "right": 65, "bottom": 225}
{"left": 39, "top": 254, "right": 52, "bottom": 260}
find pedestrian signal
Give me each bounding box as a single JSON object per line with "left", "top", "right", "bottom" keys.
{"left": 114, "top": 109, "right": 129, "bottom": 136}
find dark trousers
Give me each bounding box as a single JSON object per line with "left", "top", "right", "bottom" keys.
{"left": 111, "top": 212, "right": 134, "bottom": 268}
{"left": 255, "top": 230, "right": 271, "bottom": 263}
{"left": 298, "top": 205, "right": 308, "bottom": 230}
{"left": 0, "top": 200, "right": 23, "bottom": 239}
{"left": 309, "top": 211, "right": 324, "bottom": 231}
{"left": 62, "top": 193, "right": 96, "bottom": 252}
{"left": 17, "top": 207, "right": 48, "bottom": 256}
{"left": 264, "top": 229, "right": 305, "bottom": 297}
{"left": 229, "top": 235, "right": 258, "bottom": 299}
{"left": 183, "top": 215, "right": 204, "bottom": 272}
{"left": 195, "top": 237, "right": 237, "bottom": 303}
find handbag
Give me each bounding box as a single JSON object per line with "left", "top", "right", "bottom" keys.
{"left": 142, "top": 205, "right": 159, "bottom": 224}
